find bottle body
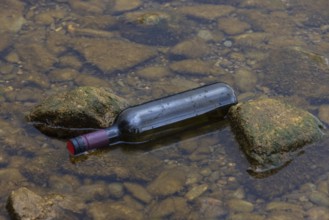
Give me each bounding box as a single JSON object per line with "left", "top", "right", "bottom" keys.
{"left": 67, "top": 82, "right": 237, "bottom": 155}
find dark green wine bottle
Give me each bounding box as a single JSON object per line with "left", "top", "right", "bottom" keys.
{"left": 67, "top": 82, "right": 237, "bottom": 155}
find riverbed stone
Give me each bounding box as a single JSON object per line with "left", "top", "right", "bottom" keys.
{"left": 0, "top": 33, "right": 11, "bottom": 52}
{"left": 177, "top": 4, "right": 235, "bottom": 21}
{"left": 124, "top": 182, "right": 152, "bottom": 203}
{"left": 26, "top": 86, "right": 128, "bottom": 138}
{"left": 169, "top": 38, "right": 210, "bottom": 59}
{"left": 0, "top": 169, "right": 27, "bottom": 199}
{"left": 261, "top": 47, "right": 329, "bottom": 99}
{"left": 6, "top": 187, "right": 84, "bottom": 220}
{"left": 136, "top": 66, "right": 171, "bottom": 80}
{"left": 218, "top": 17, "right": 250, "bottom": 35}
{"left": 88, "top": 202, "right": 143, "bottom": 220}
{"left": 319, "top": 105, "right": 329, "bottom": 125}
{"left": 234, "top": 68, "right": 258, "bottom": 92}
{"left": 119, "top": 11, "right": 193, "bottom": 46}
{"left": 108, "top": 183, "right": 124, "bottom": 199}
{"left": 170, "top": 59, "right": 224, "bottom": 76}
{"left": 197, "top": 197, "right": 226, "bottom": 219}
{"left": 185, "top": 184, "right": 208, "bottom": 201}
{"left": 266, "top": 201, "right": 303, "bottom": 212}
{"left": 227, "top": 198, "right": 254, "bottom": 213}
{"left": 307, "top": 207, "right": 329, "bottom": 220}
{"left": 229, "top": 213, "right": 265, "bottom": 220}
{"left": 0, "top": 0, "right": 26, "bottom": 34}
{"left": 229, "top": 98, "right": 326, "bottom": 175}
{"left": 16, "top": 43, "right": 57, "bottom": 73}
{"left": 309, "top": 191, "right": 329, "bottom": 207}
{"left": 148, "top": 197, "right": 189, "bottom": 219}
{"left": 113, "top": 0, "right": 142, "bottom": 12}
{"left": 147, "top": 166, "right": 187, "bottom": 196}
{"left": 71, "top": 38, "right": 157, "bottom": 74}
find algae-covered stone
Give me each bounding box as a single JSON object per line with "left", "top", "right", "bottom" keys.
{"left": 229, "top": 98, "right": 326, "bottom": 175}
{"left": 26, "top": 87, "right": 128, "bottom": 138}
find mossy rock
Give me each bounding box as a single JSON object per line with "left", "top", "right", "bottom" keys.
{"left": 26, "top": 87, "right": 128, "bottom": 138}
{"left": 229, "top": 98, "right": 326, "bottom": 176}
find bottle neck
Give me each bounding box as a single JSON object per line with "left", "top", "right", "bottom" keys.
{"left": 105, "top": 125, "right": 120, "bottom": 145}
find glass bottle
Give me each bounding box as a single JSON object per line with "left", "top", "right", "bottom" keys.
{"left": 67, "top": 82, "right": 237, "bottom": 155}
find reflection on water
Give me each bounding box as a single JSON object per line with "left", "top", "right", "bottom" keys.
{"left": 1, "top": 0, "right": 329, "bottom": 219}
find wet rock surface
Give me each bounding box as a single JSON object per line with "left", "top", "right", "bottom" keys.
{"left": 26, "top": 87, "right": 128, "bottom": 138}
{"left": 229, "top": 98, "right": 326, "bottom": 175}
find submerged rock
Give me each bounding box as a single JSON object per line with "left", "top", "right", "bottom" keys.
{"left": 88, "top": 202, "right": 143, "bottom": 220}
{"left": 147, "top": 166, "right": 187, "bottom": 196}
{"left": 118, "top": 11, "right": 193, "bottom": 46}
{"left": 71, "top": 38, "right": 156, "bottom": 74}
{"left": 229, "top": 98, "right": 326, "bottom": 176}
{"left": 6, "top": 187, "right": 84, "bottom": 220}
{"left": 26, "top": 86, "right": 128, "bottom": 138}
{"left": 261, "top": 47, "right": 329, "bottom": 100}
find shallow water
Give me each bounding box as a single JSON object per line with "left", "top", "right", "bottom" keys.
{"left": 1, "top": 0, "right": 329, "bottom": 219}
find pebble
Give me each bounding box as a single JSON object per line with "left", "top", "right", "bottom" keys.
{"left": 149, "top": 197, "right": 189, "bottom": 219}
{"left": 177, "top": 5, "right": 235, "bottom": 21}
{"left": 198, "top": 197, "right": 226, "bottom": 219}
{"left": 218, "top": 17, "right": 250, "bottom": 35}
{"left": 147, "top": 166, "right": 187, "bottom": 196}
{"left": 227, "top": 198, "right": 254, "bottom": 213}
{"left": 88, "top": 202, "right": 143, "bottom": 220}
{"left": 224, "top": 40, "right": 233, "bottom": 47}
{"left": 76, "top": 183, "right": 110, "bottom": 201}
{"left": 185, "top": 184, "right": 208, "bottom": 201}
{"left": 317, "top": 180, "right": 329, "bottom": 195}
{"left": 266, "top": 211, "right": 304, "bottom": 220}
{"left": 108, "top": 183, "right": 124, "bottom": 199}
{"left": 48, "top": 68, "right": 79, "bottom": 82}
{"left": 136, "top": 66, "right": 171, "bottom": 80}
{"left": 265, "top": 201, "right": 303, "bottom": 212}
{"left": 197, "top": 30, "right": 214, "bottom": 41}
{"left": 58, "top": 55, "right": 82, "bottom": 69}
{"left": 234, "top": 68, "right": 258, "bottom": 92}
{"left": 0, "top": 168, "right": 27, "bottom": 198}
{"left": 307, "top": 207, "right": 329, "bottom": 220}
{"left": 170, "top": 59, "right": 223, "bottom": 76}
{"left": 123, "top": 182, "right": 152, "bottom": 204}
{"left": 113, "top": 0, "right": 142, "bottom": 12}
{"left": 185, "top": 172, "right": 203, "bottom": 185}
{"left": 48, "top": 174, "right": 80, "bottom": 193}
{"left": 318, "top": 105, "right": 329, "bottom": 125}
{"left": 229, "top": 213, "right": 265, "bottom": 220}
{"left": 170, "top": 38, "right": 210, "bottom": 58}
{"left": 309, "top": 191, "right": 329, "bottom": 207}
{"left": 123, "top": 195, "right": 144, "bottom": 211}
